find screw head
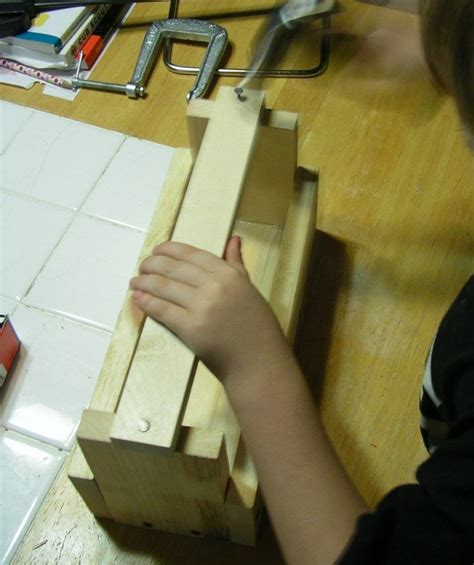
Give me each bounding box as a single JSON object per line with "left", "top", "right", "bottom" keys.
{"left": 234, "top": 87, "right": 247, "bottom": 102}
{"left": 137, "top": 418, "right": 151, "bottom": 432}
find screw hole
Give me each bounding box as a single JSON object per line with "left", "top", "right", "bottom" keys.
{"left": 143, "top": 522, "right": 153, "bottom": 528}
{"left": 190, "top": 530, "right": 202, "bottom": 536}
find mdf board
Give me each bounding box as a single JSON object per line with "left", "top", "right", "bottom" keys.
{"left": 70, "top": 86, "right": 318, "bottom": 545}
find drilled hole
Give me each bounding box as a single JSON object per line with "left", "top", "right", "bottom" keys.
{"left": 143, "top": 522, "right": 153, "bottom": 528}
{"left": 190, "top": 530, "right": 202, "bottom": 536}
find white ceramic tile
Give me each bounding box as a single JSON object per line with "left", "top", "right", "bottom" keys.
{"left": 25, "top": 215, "right": 145, "bottom": 330}
{"left": 0, "top": 428, "right": 64, "bottom": 564}
{"left": 0, "top": 101, "right": 34, "bottom": 155}
{"left": 0, "top": 109, "right": 125, "bottom": 209}
{"left": 0, "top": 305, "right": 111, "bottom": 450}
{"left": 81, "top": 137, "right": 174, "bottom": 230}
{"left": 0, "top": 296, "right": 18, "bottom": 316}
{"left": 0, "top": 191, "right": 73, "bottom": 300}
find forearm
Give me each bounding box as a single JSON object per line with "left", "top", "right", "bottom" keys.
{"left": 225, "top": 355, "right": 368, "bottom": 565}
{"left": 131, "top": 239, "right": 368, "bottom": 562}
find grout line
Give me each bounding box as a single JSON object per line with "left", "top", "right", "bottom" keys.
{"left": 0, "top": 295, "right": 20, "bottom": 317}
{"left": 0, "top": 188, "right": 147, "bottom": 233}
{"left": 77, "top": 210, "right": 147, "bottom": 233}
{"left": 1, "top": 424, "right": 69, "bottom": 454}
{"left": 20, "top": 210, "right": 78, "bottom": 301}
{"left": 76, "top": 134, "right": 127, "bottom": 213}
{"left": 28, "top": 118, "right": 69, "bottom": 195}
{"left": 0, "top": 187, "right": 77, "bottom": 213}
{"left": 0, "top": 103, "right": 34, "bottom": 157}
{"left": 16, "top": 301, "right": 114, "bottom": 334}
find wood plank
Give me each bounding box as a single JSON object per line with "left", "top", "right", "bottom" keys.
{"left": 270, "top": 167, "right": 318, "bottom": 342}
{"left": 237, "top": 110, "right": 298, "bottom": 226}
{"left": 78, "top": 410, "right": 231, "bottom": 536}
{"left": 186, "top": 98, "right": 213, "bottom": 159}
{"left": 76, "top": 410, "right": 135, "bottom": 524}
{"left": 225, "top": 440, "right": 262, "bottom": 546}
{"left": 67, "top": 446, "right": 112, "bottom": 519}
{"left": 88, "top": 148, "right": 193, "bottom": 414}
{"left": 111, "top": 87, "right": 265, "bottom": 453}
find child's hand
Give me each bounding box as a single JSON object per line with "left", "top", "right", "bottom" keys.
{"left": 129, "top": 236, "right": 292, "bottom": 386}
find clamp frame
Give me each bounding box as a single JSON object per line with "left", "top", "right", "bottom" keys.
{"left": 163, "top": 0, "right": 331, "bottom": 80}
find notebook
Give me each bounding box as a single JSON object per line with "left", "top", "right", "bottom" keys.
{"left": 1, "top": 6, "right": 94, "bottom": 54}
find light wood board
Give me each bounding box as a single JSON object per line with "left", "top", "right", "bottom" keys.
{"left": 111, "top": 87, "right": 265, "bottom": 453}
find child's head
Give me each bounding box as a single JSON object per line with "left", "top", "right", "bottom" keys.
{"left": 420, "top": 0, "right": 474, "bottom": 143}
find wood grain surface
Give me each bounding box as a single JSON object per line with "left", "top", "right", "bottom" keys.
{"left": 4, "top": 0, "right": 473, "bottom": 562}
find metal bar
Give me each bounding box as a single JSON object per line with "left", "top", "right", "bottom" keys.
{"left": 33, "top": 0, "right": 154, "bottom": 8}
{"left": 163, "top": 0, "right": 331, "bottom": 79}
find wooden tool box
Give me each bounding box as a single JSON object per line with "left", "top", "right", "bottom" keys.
{"left": 68, "top": 86, "right": 318, "bottom": 545}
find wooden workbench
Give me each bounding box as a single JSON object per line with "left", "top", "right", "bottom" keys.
{"left": 3, "top": 1, "right": 472, "bottom": 562}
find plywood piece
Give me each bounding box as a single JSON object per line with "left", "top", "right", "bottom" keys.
{"left": 78, "top": 410, "right": 231, "bottom": 536}
{"left": 68, "top": 446, "right": 112, "bottom": 519}
{"left": 111, "top": 87, "right": 265, "bottom": 453}
{"left": 76, "top": 410, "right": 133, "bottom": 524}
{"left": 186, "top": 98, "right": 213, "bottom": 159}
{"left": 237, "top": 110, "right": 297, "bottom": 226}
{"left": 270, "top": 167, "right": 318, "bottom": 342}
{"left": 89, "top": 148, "right": 193, "bottom": 414}
{"left": 225, "top": 440, "right": 262, "bottom": 546}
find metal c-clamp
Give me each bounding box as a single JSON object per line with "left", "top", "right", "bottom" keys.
{"left": 72, "top": 19, "right": 228, "bottom": 101}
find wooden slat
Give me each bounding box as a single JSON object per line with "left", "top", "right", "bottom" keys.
{"left": 186, "top": 98, "right": 213, "bottom": 159}
{"left": 237, "top": 110, "right": 298, "bottom": 226}
{"left": 270, "top": 167, "right": 318, "bottom": 341}
{"left": 111, "top": 87, "right": 265, "bottom": 452}
{"left": 77, "top": 410, "right": 231, "bottom": 536}
{"left": 77, "top": 410, "right": 134, "bottom": 524}
{"left": 67, "top": 446, "right": 112, "bottom": 519}
{"left": 88, "top": 148, "right": 193, "bottom": 414}
{"left": 224, "top": 438, "right": 263, "bottom": 546}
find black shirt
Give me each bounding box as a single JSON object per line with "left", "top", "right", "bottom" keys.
{"left": 340, "top": 277, "right": 474, "bottom": 565}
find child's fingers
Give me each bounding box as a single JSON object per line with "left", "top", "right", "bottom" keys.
{"left": 153, "top": 241, "right": 225, "bottom": 272}
{"left": 132, "top": 290, "right": 188, "bottom": 334}
{"left": 130, "top": 274, "right": 194, "bottom": 309}
{"left": 139, "top": 254, "right": 205, "bottom": 287}
{"left": 224, "top": 236, "right": 247, "bottom": 275}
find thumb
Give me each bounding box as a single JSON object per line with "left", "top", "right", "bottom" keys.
{"left": 224, "top": 235, "right": 247, "bottom": 274}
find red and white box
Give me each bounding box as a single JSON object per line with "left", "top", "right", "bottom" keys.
{"left": 0, "top": 315, "right": 21, "bottom": 387}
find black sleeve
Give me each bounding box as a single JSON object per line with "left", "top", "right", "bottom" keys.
{"left": 339, "top": 277, "right": 474, "bottom": 565}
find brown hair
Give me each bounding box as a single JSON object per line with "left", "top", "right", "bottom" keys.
{"left": 420, "top": 0, "right": 474, "bottom": 137}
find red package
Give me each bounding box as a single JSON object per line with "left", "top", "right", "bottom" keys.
{"left": 0, "top": 315, "right": 21, "bottom": 387}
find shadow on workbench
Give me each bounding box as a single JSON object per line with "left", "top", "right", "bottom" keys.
{"left": 97, "top": 508, "right": 284, "bottom": 564}
{"left": 295, "top": 230, "right": 346, "bottom": 401}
